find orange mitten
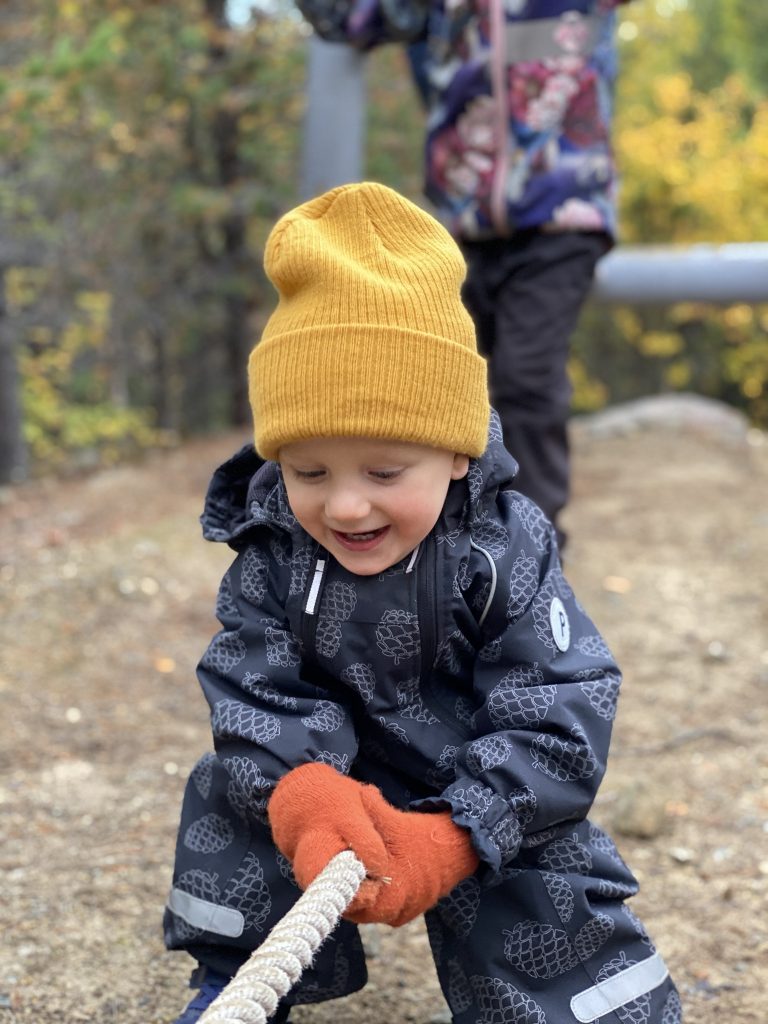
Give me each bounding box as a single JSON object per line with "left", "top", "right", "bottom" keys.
{"left": 267, "top": 763, "right": 390, "bottom": 916}
{"left": 347, "top": 786, "right": 479, "bottom": 927}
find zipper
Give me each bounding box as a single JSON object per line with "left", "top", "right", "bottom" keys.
{"left": 417, "top": 536, "right": 471, "bottom": 739}
{"left": 301, "top": 549, "right": 326, "bottom": 655}
{"left": 417, "top": 535, "right": 438, "bottom": 687}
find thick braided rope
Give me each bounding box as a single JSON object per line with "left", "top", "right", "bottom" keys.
{"left": 197, "top": 850, "right": 367, "bottom": 1024}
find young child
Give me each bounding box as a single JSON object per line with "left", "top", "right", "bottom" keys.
{"left": 164, "top": 182, "right": 681, "bottom": 1024}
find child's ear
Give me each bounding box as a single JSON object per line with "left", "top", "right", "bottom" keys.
{"left": 451, "top": 453, "right": 470, "bottom": 480}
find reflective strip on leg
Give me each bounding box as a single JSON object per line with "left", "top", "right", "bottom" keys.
{"left": 167, "top": 886, "right": 245, "bottom": 938}
{"left": 570, "top": 951, "right": 670, "bottom": 1023}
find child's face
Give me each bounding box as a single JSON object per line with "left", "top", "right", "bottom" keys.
{"left": 280, "top": 437, "right": 470, "bottom": 575}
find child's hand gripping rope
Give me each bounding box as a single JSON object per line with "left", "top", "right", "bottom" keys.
{"left": 196, "top": 766, "right": 479, "bottom": 1024}
{"left": 268, "top": 763, "right": 479, "bottom": 927}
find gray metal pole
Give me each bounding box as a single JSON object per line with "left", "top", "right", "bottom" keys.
{"left": 593, "top": 243, "right": 768, "bottom": 305}
{"left": 299, "top": 37, "right": 368, "bottom": 201}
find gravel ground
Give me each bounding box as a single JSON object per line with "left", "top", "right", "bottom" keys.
{"left": 1, "top": 410, "right": 766, "bottom": 1024}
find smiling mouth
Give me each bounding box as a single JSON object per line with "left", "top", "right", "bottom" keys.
{"left": 332, "top": 526, "right": 390, "bottom": 551}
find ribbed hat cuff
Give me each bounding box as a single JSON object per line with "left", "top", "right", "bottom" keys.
{"left": 249, "top": 324, "right": 490, "bottom": 460}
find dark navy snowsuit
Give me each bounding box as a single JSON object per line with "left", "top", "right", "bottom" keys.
{"left": 164, "top": 416, "right": 680, "bottom": 1023}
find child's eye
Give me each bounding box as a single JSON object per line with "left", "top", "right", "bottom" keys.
{"left": 292, "top": 468, "right": 325, "bottom": 481}
{"left": 369, "top": 469, "right": 402, "bottom": 481}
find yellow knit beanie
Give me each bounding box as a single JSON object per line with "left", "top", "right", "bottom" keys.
{"left": 249, "top": 182, "right": 490, "bottom": 461}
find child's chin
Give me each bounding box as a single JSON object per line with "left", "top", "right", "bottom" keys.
{"left": 334, "top": 552, "right": 394, "bottom": 576}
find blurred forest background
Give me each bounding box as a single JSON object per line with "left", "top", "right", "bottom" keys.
{"left": 0, "top": 0, "right": 766, "bottom": 483}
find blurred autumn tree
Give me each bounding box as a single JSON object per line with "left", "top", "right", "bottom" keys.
{"left": 0, "top": 0, "right": 766, "bottom": 481}
{"left": 570, "top": 0, "right": 768, "bottom": 424}
{"left": 0, "top": 0, "right": 305, "bottom": 479}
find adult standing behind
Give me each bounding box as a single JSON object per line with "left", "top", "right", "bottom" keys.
{"left": 423, "top": 0, "right": 630, "bottom": 547}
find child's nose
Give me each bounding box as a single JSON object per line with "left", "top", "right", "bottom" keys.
{"left": 324, "top": 487, "right": 370, "bottom": 524}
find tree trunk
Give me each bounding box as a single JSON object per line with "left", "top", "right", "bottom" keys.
{"left": 0, "top": 268, "right": 27, "bottom": 484}
{"left": 205, "top": 0, "right": 253, "bottom": 429}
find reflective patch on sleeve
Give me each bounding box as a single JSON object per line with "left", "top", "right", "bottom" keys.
{"left": 549, "top": 597, "right": 571, "bottom": 652}
{"left": 570, "top": 951, "right": 670, "bottom": 1023}
{"left": 167, "top": 886, "right": 245, "bottom": 938}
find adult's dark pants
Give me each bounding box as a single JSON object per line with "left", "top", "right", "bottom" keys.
{"left": 462, "top": 230, "right": 610, "bottom": 546}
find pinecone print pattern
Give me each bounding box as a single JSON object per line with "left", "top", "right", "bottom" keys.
{"left": 621, "top": 904, "right": 655, "bottom": 949}
{"left": 579, "top": 673, "right": 620, "bottom": 721}
{"left": 241, "top": 671, "right": 298, "bottom": 711}
{"left": 184, "top": 813, "right": 235, "bottom": 854}
{"left": 341, "top": 663, "right": 376, "bottom": 704}
{"left": 466, "top": 734, "right": 513, "bottom": 774}
{"left": 223, "top": 756, "right": 271, "bottom": 819}
{"left": 202, "top": 631, "right": 247, "bottom": 674}
{"left": 269, "top": 533, "right": 292, "bottom": 566}
{"left": 425, "top": 911, "right": 445, "bottom": 965}
{"left": 241, "top": 547, "right": 268, "bottom": 604}
{"left": 426, "top": 744, "right": 458, "bottom": 787}
{"left": 174, "top": 868, "right": 221, "bottom": 940}
{"left": 573, "top": 912, "right": 614, "bottom": 961}
{"left": 508, "top": 785, "right": 537, "bottom": 831}
{"left": 508, "top": 551, "right": 539, "bottom": 622}
{"left": 473, "top": 581, "right": 492, "bottom": 618}
{"left": 275, "top": 850, "right": 297, "bottom": 885}
{"left": 376, "top": 609, "right": 420, "bottom": 665}
{"left": 530, "top": 571, "right": 564, "bottom": 652}
{"left": 396, "top": 677, "right": 438, "bottom": 724}
{"left": 447, "top": 958, "right": 474, "bottom": 1013}
{"left": 451, "top": 782, "right": 494, "bottom": 821}
{"left": 455, "top": 696, "right": 474, "bottom": 726}
{"left": 438, "top": 875, "right": 481, "bottom": 937}
{"left": 531, "top": 723, "right": 598, "bottom": 783}
{"left": 315, "top": 619, "right": 343, "bottom": 659}
{"left": 190, "top": 752, "right": 216, "bottom": 800}
{"left": 596, "top": 954, "right": 651, "bottom": 1024}
{"left": 576, "top": 634, "right": 613, "bottom": 660}
{"left": 509, "top": 496, "right": 550, "bottom": 553}
{"left": 597, "top": 878, "right": 638, "bottom": 899}
{"left": 470, "top": 975, "right": 546, "bottom": 1024}
{"left": 487, "top": 667, "right": 551, "bottom": 729}
{"left": 488, "top": 409, "right": 504, "bottom": 444}
{"left": 265, "top": 624, "right": 301, "bottom": 668}
{"left": 504, "top": 913, "right": 613, "bottom": 980}
{"left": 215, "top": 573, "right": 239, "bottom": 622}
{"left": 589, "top": 823, "right": 625, "bottom": 865}
{"left": 212, "top": 698, "right": 281, "bottom": 744}
{"left": 317, "top": 581, "right": 357, "bottom": 658}
{"left": 315, "top": 750, "right": 351, "bottom": 773}
{"left": 470, "top": 514, "right": 510, "bottom": 560}
{"left": 457, "top": 556, "right": 473, "bottom": 593}
{"left": 662, "top": 990, "right": 683, "bottom": 1024}
{"left": 467, "top": 461, "right": 484, "bottom": 503}
{"left": 436, "top": 635, "right": 461, "bottom": 675}
{"left": 479, "top": 636, "right": 502, "bottom": 663}
{"left": 377, "top": 716, "right": 409, "bottom": 744}
{"left": 301, "top": 699, "right": 345, "bottom": 733}
{"left": 504, "top": 921, "right": 579, "bottom": 978}
{"left": 289, "top": 545, "right": 313, "bottom": 596}
{"left": 538, "top": 835, "right": 593, "bottom": 874}
{"left": 489, "top": 816, "right": 522, "bottom": 857}
{"left": 223, "top": 852, "right": 271, "bottom": 933}
{"left": 541, "top": 871, "right": 574, "bottom": 923}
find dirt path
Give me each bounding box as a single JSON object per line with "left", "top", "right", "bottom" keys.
{"left": 1, "top": 417, "right": 766, "bottom": 1024}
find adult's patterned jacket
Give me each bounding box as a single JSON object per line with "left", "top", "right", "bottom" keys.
{"left": 424, "top": 0, "right": 631, "bottom": 239}
{"left": 164, "top": 416, "right": 679, "bottom": 1020}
